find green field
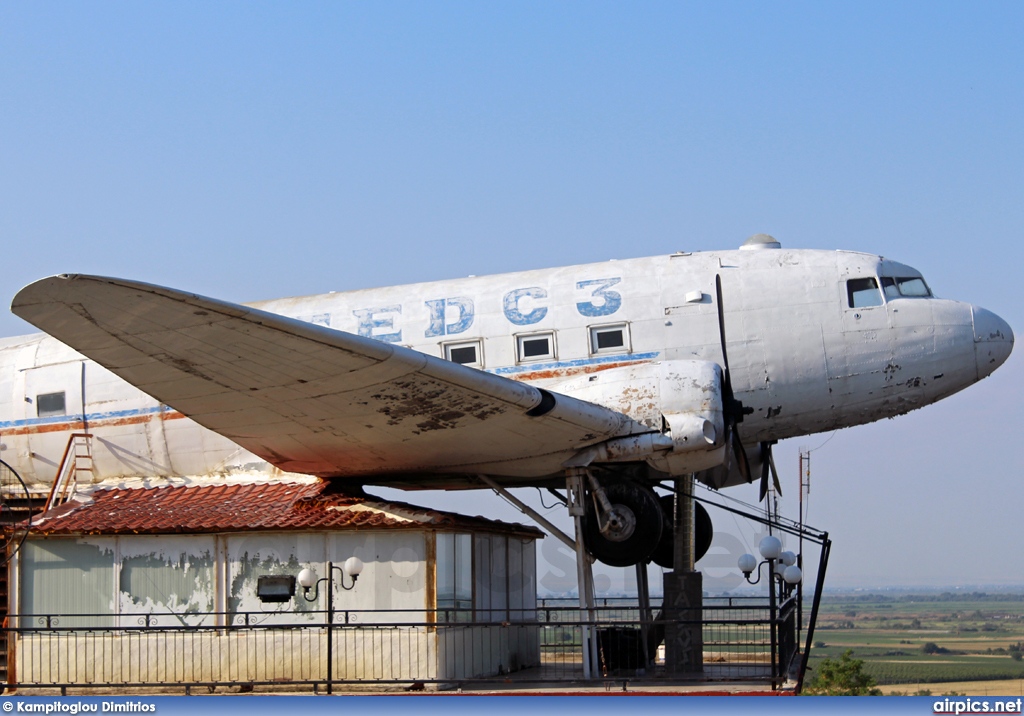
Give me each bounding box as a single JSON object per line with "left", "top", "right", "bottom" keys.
{"left": 805, "top": 593, "right": 1024, "bottom": 687}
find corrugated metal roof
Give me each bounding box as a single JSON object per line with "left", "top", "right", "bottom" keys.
{"left": 30, "top": 479, "right": 543, "bottom": 537}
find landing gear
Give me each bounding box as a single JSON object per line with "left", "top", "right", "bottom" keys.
{"left": 583, "top": 481, "right": 664, "bottom": 567}
{"left": 650, "top": 497, "right": 713, "bottom": 569}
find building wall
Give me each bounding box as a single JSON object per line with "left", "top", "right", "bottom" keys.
{"left": 225, "top": 531, "right": 429, "bottom": 623}
{"left": 18, "top": 531, "right": 430, "bottom": 627}
{"left": 14, "top": 528, "right": 539, "bottom": 685}
{"left": 17, "top": 628, "right": 438, "bottom": 686}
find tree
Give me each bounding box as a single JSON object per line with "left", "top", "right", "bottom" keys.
{"left": 803, "top": 650, "right": 882, "bottom": 695}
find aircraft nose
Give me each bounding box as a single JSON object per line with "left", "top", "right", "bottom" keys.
{"left": 973, "top": 306, "right": 1014, "bottom": 378}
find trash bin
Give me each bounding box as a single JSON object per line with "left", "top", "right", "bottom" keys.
{"left": 597, "top": 627, "right": 646, "bottom": 672}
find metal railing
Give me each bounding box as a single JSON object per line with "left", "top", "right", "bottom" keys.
{"left": 2, "top": 600, "right": 800, "bottom": 693}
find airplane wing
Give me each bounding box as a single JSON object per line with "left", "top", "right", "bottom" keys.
{"left": 12, "top": 275, "right": 648, "bottom": 483}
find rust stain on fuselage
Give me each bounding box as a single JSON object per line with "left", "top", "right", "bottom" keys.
{"left": 510, "top": 360, "right": 647, "bottom": 383}
{"left": 0, "top": 411, "right": 187, "bottom": 437}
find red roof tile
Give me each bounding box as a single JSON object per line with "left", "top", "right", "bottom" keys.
{"left": 30, "top": 479, "right": 543, "bottom": 538}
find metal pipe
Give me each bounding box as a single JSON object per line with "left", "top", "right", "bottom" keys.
{"left": 326, "top": 560, "right": 334, "bottom": 695}
{"left": 636, "top": 562, "right": 651, "bottom": 669}
{"left": 769, "top": 560, "right": 777, "bottom": 690}
{"left": 796, "top": 535, "right": 831, "bottom": 693}
{"left": 565, "top": 470, "right": 595, "bottom": 680}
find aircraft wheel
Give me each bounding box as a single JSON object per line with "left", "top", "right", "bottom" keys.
{"left": 583, "top": 482, "right": 663, "bottom": 567}
{"left": 650, "top": 496, "right": 713, "bottom": 569}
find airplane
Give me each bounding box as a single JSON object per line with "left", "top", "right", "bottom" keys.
{"left": 1, "top": 234, "right": 1014, "bottom": 568}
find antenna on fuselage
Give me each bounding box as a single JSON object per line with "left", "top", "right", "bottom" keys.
{"left": 739, "top": 233, "right": 782, "bottom": 250}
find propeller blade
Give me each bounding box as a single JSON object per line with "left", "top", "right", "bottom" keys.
{"left": 715, "top": 274, "right": 750, "bottom": 425}
{"left": 716, "top": 273, "right": 753, "bottom": 487}
{"left": 715, "top": 275, "right": 730, "bottom": 372}
{"left": 769, "top": 447, "right": 783, "bottom": 496}
{"left": 759, "top": 442, "right": 770, "bottom": 501}
{"left": 705, "top": 463, "right": 727, "bottom": 490}
{"left": 733, "top": 430, "right": 752, "bottom": 484}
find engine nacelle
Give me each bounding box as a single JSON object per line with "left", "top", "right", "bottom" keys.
{"left": 554, "top": 360, "right": 728, "bottom": 474}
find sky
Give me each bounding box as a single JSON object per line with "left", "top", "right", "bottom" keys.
{"left": 1, "top": 2, "right": 1021, "bottom": 591}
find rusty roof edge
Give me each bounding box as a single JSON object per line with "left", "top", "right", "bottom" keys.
{"left": 31, "top": 492, "right": 95, "bottom": 527}
{"left": 26, "top": 478, "right": 545, "bottom": 539}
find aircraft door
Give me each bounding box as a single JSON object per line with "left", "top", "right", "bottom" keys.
{"left": 841, "top": 277, "right": 889, "bottom": 334}
{"left": 20, "top": 361, "right": 86, "bottom": 484}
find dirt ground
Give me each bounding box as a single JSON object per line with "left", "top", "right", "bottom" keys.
{"left": 879, "top": 678, "right": 1024, "bottom": 696}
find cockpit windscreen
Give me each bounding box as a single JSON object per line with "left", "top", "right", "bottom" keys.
{"left": 880, "top": 276, "right": 932, "bottom": 299}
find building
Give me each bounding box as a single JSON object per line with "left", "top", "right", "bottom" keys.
{"left": 6, "top": 475, "right": 542, "bottom": 688}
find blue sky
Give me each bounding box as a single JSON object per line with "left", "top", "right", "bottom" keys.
{"left": 1, "top": 2, "right": 1021, "bottom": 589}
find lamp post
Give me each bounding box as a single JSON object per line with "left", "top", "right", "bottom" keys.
{"left": 738, "top": 536, "right": 802, "bottom": 688}
{"left": 298, "top": 557, "right": 364, "bottom": 695}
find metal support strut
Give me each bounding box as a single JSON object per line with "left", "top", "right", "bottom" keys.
{"left": 566, "top": 468, "right": 599, "bottom": 679}
{"left": 477, "top": 475, "right": 577, "bottom": 551}
{"left": 585, "top": 471, "right": 626, "bottom": 536}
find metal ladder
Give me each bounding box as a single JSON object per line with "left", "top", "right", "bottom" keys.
{"left": 44, "top": 433, "right": 94, "bottom": 512}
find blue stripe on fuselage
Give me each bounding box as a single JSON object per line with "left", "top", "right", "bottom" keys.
{"left": 0, "top": 404, "right": 173, "bottom": 430}
{"left": 488, "top": 351, "right": 659, "bottom": 376}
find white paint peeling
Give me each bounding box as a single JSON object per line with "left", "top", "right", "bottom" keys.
{"left": 77, "top": 536, "right": 116, "bottom": 555}
{"left": 117, "top": 587, "right": 214, "bottom": 623}
{"left": 84, "top": 471, "right": 320, "bottom": 492}
{"left": 116, "top": 539, "right": 212, "bottom": 562}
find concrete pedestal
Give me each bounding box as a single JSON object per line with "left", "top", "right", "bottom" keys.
{"left": 663, "top": 571, "right": 704, "bottom": 674}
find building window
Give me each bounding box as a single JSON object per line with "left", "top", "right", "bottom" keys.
{"left": 589, "top": 323, "right": 630, "bottom": 355}
{"left": 21, "top": 536, "right": 219, "bottom": 629}
{"left": 437, "top": 533, "right": 473, "bottom": 621}
{"left": 21, "top": 539, "right": 115, "bottom": 628}
{"left": 516, "top": 332, "right": 555, "bottom": 363}
{"left": 119, "top": 537, "right": 215, "bottom": 625}
{"left": 36, "top": 392, "right": 66, "bottom": 418}
{"left": 444, "top": 340, "right": 483, "bottom": 367}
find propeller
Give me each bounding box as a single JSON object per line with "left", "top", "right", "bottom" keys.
{"left": 714, "top": 275, "right": 753, "bottom": 487}
{"left": 758, "top": 441, "right": 783, "bottom": 501}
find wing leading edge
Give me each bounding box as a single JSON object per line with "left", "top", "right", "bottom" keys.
{"left": 12, "top": 275, "right": 649, "bottom": 482}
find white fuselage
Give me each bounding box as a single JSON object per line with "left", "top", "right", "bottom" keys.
{"left": 0, "top": 247, "right": 1012, "bottom": 489}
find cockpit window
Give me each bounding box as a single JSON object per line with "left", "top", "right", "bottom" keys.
{"left": 847, "top": 278, "right": 883, "bottom": 308}
{"left": 880, "top": 276, "right": 932, "bottom": 299}
{"left": 880, "top": 277, "right": 898, "bottom": 299}
{"left": 896, "top": 277, "right": 931, "bottom": 297}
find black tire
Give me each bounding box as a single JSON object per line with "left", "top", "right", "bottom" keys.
{"left": 583, "top": 482, "right": 663, "bottom": 567}
{"left": 650, "top": 496, "right": 713, "bottom": 569}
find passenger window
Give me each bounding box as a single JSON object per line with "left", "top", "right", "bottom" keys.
{"left": 37, "top": 392, "right": 66, "bottom": 418}
{"left": 516, "top": 332, "right": 555, "bottom": 362}
{"left": 589, "top": 323, "right": 629, "bottom": 355}
{"left": 847, "top": 278, "right": 883, "bottom": 308}
{"left": 444, "top": 340, "right": 482, "bottom": 367}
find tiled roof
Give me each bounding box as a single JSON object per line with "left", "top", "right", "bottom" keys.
{"left": 30, "top": 479, "right": 543, "bottom": 538}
